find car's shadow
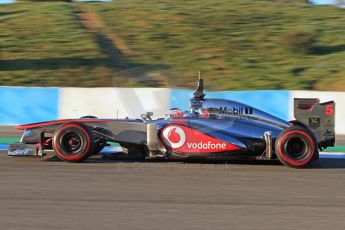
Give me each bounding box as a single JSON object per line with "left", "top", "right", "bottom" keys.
{"left": 43, "top": 154, "right": 345, "bottom": 169}
{"left": 309, "top": 158, "right": 345, "bottom": 169}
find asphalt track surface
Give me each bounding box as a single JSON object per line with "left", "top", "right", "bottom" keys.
{"left": 1, "top": 126, "right": 345, "bottom": 230}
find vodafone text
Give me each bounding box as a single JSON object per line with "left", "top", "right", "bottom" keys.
{"left": 186, "top": 141, "right": 226, "bottom": 150}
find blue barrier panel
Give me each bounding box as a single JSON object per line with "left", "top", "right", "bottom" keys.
{"left": 0, "top": 87, "right": 59, "bottom": 124}
{"left": 170, "top": 89, "right": 194, "bottom": 111}
{"left": 170, "top": 89, "right": 290, "bottom": 120}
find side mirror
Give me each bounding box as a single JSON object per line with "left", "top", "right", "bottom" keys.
{"left": 141, "top": 112, "right": 153, "bottom": 121}
{"left": 146, "top": 112, "right": 153, "bottom": 120}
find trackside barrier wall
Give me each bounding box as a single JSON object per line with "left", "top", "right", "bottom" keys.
{"left": 58, "top": 88, "right": 171, "bottom": 119}
{"left": 0, "top": 87, "right": 344, "bottom": 134}
{"left": 0, "top": 87, "right": 58, "bottom": 124}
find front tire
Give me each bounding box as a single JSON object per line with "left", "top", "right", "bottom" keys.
{"left": 275, "top": 126, "right": 318, "bottom": 168}
{"left": 53, "top": 123, "right": 95, "bottom": 162}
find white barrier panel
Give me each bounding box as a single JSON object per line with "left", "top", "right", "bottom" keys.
{"left": 59, "top": 88, "right": 171, "bottom": 119}
{"left": 290, "top": 91, "right": 345, "bottom": 135}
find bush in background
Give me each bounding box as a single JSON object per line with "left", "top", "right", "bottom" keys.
{"left": 282, "top": 30, "right": 317, "bottom": 54}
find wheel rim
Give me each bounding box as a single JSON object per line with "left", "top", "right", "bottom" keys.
{"left": 60, "top": 131, "right": 84, "bottom": 155}
{"left": 284, "top": 136, "right": 308, "bottom": 160}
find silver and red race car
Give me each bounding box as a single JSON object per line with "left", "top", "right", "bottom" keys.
{"left": 9, "top": 79, "right": 335, "bottom": 168}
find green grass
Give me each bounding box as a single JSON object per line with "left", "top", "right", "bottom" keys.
{"left": 0, "top": 138, "right": 20, "bottom": 144}
{"left": 1, "top": 1, "right": 345, "bottom": 90}
{"left": 0, "top": 2, "right": 112, "bottom": 86}
{"left": 325, "top": 146, "right": 345, "bottom": 153}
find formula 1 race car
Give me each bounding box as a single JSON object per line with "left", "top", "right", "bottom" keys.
{"left": 8, "top": 79, "right": 335, "bottom": 168}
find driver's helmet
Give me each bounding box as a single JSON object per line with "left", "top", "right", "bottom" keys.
{"left": 165, "top": 108, "right": 184, "bottom": 118}
{"left": 200, "top": 108, "right": 210, "bottom": 119}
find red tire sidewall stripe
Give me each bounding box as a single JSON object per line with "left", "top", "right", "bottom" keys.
{"left": 53, "top": 124, "right": 91, "bottom": 161}
{"left": 277, "top": 130, "right": 315, "bottom": 167}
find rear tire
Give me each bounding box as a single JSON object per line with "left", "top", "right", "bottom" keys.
{"left": 275, "top": 126, "right": 318, "bottom": 168}
{"left": 53, "top": 123, "right": 95, "bottom": 162}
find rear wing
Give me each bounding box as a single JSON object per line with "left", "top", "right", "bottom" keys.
{"left": 294, "top": 98, "right": 335, "bottom": 149}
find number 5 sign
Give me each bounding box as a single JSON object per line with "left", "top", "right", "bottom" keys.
{"left": 325, "top": 104, "right": 334, "bottom": 116}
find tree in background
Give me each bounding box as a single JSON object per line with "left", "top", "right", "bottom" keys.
{"left": 282, "top": 30, "right": 317, "bottom": 54}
